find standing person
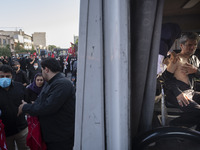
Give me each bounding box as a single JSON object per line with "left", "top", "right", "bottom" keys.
{"left": 71, "top": 59, "right": 77, "bottom": 88}
{"left": 12, "top": 61, "right": 29, "bottom": 87}
{"left": 25, "top": 73, "right": 46, "bottom": 150}
{"left": 26, "top": 73, "right": 45, "bottom": 103}
{"left": 19, "top": 56, "right": 28, "bottom": 72}
{"left": 63, "top": 58, "right": 69, "bottom": 77}
{"left": 29, "top": 62, "right": 41, "bottom": 83}
{"left": 18, "top": 58, "right": 76, "bottom": 150}
{"left": 27, "top": 55, "right": 37, "bottom": 76}
{"left": 0, "top": 64, "right": 29, "bottom": 150}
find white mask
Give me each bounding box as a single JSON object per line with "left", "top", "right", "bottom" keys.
{"left": 34, "top": 65, "right": 38, "bottom": 69}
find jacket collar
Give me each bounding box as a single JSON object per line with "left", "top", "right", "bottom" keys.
{"left": 47, "top": 73, "right": 63, "bottom": 84}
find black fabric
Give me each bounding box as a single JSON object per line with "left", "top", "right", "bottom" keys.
{"left": 28, "top": 68, "right": 42, "bottom": 83}
{"left": 19, "top": 57, "right": 27, "bottom": 72}
{"left": 25, "top": 88, "right": 39, "bottom": 103}
{"left": 162, "top": 55, "right": 200, "bottom": 127}
{"left": 130, "top": 0, "right": 164, "bottom": 137}
{"left": 162, "top": 69, "right": 200, "bottom": 113}
{"left": 162, "top": 54, "right": 200, "bottom": 98}
{"left": 159, "top": 23, "right": 181, "bottom": 56}
{"left": 0, "top": 82, "right": 28, "bottom": 137}
{"left": 23, "top": 73, "right": 75, "bottom": 143}
{"left": 13, "top": 69, "right": 29, "bottom": 85}
{"left": 46, "top": 139, "right": 74, "bottom": 150}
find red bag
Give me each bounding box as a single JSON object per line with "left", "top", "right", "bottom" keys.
{"left": 26, "top": 116, "right": 46, "bottom": 150}
{"left": 0, "top": 120, "right": 8, "bottom": 150}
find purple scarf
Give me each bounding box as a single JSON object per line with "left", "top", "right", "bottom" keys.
{"left": 27, "top": 73, "right": 44, "bottom": 94}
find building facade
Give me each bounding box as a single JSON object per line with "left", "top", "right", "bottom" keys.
{"left": 0, "top": 32, "right": 15, "bottom": 52}
{"left": 0, "top": 30, "right": 33, "bottom": 52}
{"left": 32, "top": 32, "right": 46, "bottom": 50}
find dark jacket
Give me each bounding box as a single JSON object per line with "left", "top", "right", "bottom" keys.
{"left": 0, "top": 82, "right": 28, "bottom": 137}
{"left": 29, "top": 68, "right": 42, "bottom": 83}
{"left": 23, "top": 73, "right": 75, "bottom": 143}
{"left": 25, "top": 88, "right": 39, "bottom": 103}
{"left": 13, "top": 69, "right": 29, "bottom": 85}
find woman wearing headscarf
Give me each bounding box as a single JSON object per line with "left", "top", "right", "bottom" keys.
{"left": 26, "top": 73, "right": 44, "bottom": 103}
{"left": 25, "top": 73, "right": 46, "bottom": 150}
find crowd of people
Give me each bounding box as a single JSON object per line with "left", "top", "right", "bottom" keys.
{"left": 0, "top": 55, "right": 76, "bottom": 150}
{"left": 0, "top": 54, "right": 77, "bottom": 88}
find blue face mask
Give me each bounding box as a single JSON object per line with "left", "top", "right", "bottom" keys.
{"left": 0, "top": 78, "right": 11, "bottom": 88}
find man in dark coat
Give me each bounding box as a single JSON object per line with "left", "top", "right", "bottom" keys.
{"left": 0, "top": 64, "right": 29, "bottom": 150}
{"left": 12, "top": 61, "right": 29, "bottom": 87}
{"left": 18, "top": 58, "right": 75, "bottom": 150}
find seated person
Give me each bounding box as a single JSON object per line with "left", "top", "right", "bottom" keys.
{"left": 156, "top": 23, "right": 181, "bottom": 99}
{"left": 164, "top": 51, "right": 193, "bottom": 87}
{"left": 162, "top": 32, "right": 200, "bottom": 128}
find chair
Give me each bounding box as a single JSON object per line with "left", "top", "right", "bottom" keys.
{"left": 154, "top": 78, "right": 183, "bottom": 126}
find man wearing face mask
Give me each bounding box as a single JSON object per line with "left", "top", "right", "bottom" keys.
{"left": 28, "top": 62, "right": 41, "bottom": 83}
{"left": 0, "top": 64, "right": 30, "bottom": 150}
{"left": 12, "top": 61, "right": 29, "bottom": 87}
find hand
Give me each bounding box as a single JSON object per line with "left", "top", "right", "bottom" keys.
{"left": 176, "top": 93, "right": 190, "bottom": 107}
{"left": 167, "top": 52, "right": 180, "bottom": 73}
{"left": 17, "top": 100, "right": 27, "bottom": 116}
{"left": 181, "top": 63, "right": 197, "bottom": 75}
{"left": 169, "top": 51, "right": 180, "bottom": 64}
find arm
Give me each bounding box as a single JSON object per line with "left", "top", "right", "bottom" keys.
{"left": 162, "top": 52, "right": 190, "bottom": 106}
{"left": 162, "top": 51, "right": 181, "bottom": 96}
{"left": 22, "top": 71, "right": 29, "bottom": 86}
{"left": 162, "top": 70, "right": 181, "bottom": 97}
{"left": 162, "top": 70, "right": 190, "bottom": 106}
{"left": 30, "top": 58, "right": 35, "bottom": 65}
{"left": 21, "top": 80, "right": 74, "bottom": 116}
{"left": 181, "top": 55, "right": 200, "bottom": 77}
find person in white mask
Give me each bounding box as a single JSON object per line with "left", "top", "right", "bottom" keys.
{"left": 28, "top": 62, "right": 41, "bottom": 83}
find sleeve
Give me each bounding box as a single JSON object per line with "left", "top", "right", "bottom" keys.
{"left": 193, "top": 68, "right": 200, "bottom": 78}
{"left": 162, "top": 70, "right": 181, "bottom": 97}
{"left": 24, "top": 88, "right": 32, "bottom": 104}
{"left": 22, "top": 71, "right": 30, "bottom": 85}
{"left": 22, "top": 80, "right": 74, "bottom": 116}
{"left": 191, "top": 55, "right": 200, "bottom": 78}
